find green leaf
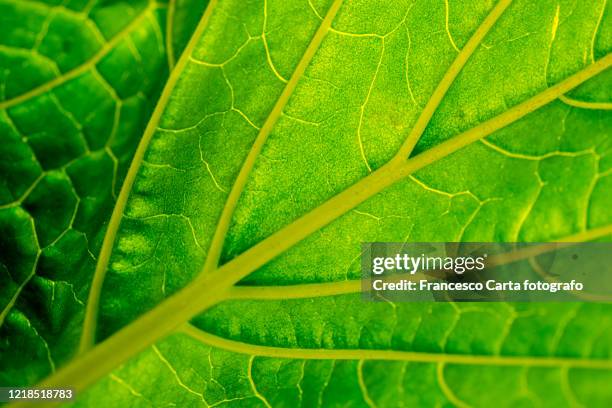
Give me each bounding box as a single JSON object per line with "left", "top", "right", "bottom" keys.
{"left": 0, "top": 0, "right": 178, "bottom": 387}
{"left": 167, "top": 0, "right": 211, "bottom": 68}
{"left": 0, "top": 0, "right": 217, "bottom": 391}
{"left": 4, "top": 0, "right": 612, "bottom": 406}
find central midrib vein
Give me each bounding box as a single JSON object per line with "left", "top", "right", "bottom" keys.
{"left": 82, "top": 0, "right": 508, "bottom": 352}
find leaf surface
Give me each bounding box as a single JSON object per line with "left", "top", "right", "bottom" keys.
{"left": 4, "top": 0, "right": 612, "bottom": 406}
{"left": 167, "top": 0, "right": 211, "bottom": 67}
{"left": 0, "top": 0, "right": 177, "bottom": 387}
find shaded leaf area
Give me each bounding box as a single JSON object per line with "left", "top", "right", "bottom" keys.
{"left": 77, "top": 0, "right": 612, "bottom": 405}
{"left": 168, "top": 0, "right": 211, "bottom": 66}
{"left": 0, "top": 0, "right": 208, "bottom": 387}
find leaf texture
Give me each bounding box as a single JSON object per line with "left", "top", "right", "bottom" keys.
{"left": 3, "top": 0, "right": 612, "bottom": 406}
{"left": 0, "top": 0, "right": 204, "bottom": 388}
{"left": 166, "top": 0, "right": 211, "bottom": 68}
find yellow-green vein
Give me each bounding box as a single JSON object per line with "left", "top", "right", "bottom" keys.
{"left": 78, "top": 0, "right": 220, "bottom": 353}
{"left": 226, "top": 223, "right": 612, "bottom": 300}
{"left": 393, "top": 0, "right": 513, "bottom": 160}
{"left": 0, "top": 1, "right": 157, "bottom": 110}
{"left": 559, "top": 94, "right": 612, "bottom": 110}
{"left": 200, "top": 0, "right": 345, "bottom": 276}
{"left": 181, "top": 324, "right": 612, "bottom": 370}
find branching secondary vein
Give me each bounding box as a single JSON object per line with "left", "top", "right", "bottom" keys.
{"left": 225, "top": 223, "right": 612, "bottom": 300}
{"left": 200, "top": 0, "right": 345, "bottom": 277}
{"left": 559, "top": 94, "right": 612, "bottom": 110}
{"left": 394, "top": 0, "right": 513, "bottom": 160}
{"left": 78, "top": 0, "right": 221, "bottom": 353}
{"left": 180, "top": 324, "right": 612, "bottom": 370}
{"left": 0, "top": 1, "right": 157, "bottom": 110}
